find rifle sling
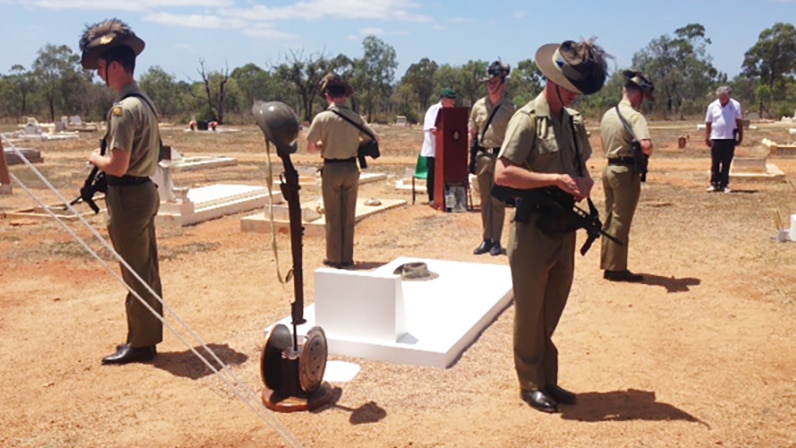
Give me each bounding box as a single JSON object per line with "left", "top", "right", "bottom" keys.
{"left": 329, "top": 109, "right": 376, "bottom": 142}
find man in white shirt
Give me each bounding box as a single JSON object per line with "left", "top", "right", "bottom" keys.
{"left": 704, "top": 86, "right": 743, "bottom": 193}
{"left": 420, "top": 88, "right": 457, "bottom": 205}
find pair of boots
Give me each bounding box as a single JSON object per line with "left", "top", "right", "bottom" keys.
{"left": 473, "top": 239, "right": 504, "bottom": 256}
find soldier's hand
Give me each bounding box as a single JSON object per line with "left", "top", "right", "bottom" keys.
{"left": 575, "top": 176, "right": 594, "bottom": 200}
{"left": 555, "top": 174, "right": 582, "bottom": 200}
{"left": 705, "top": 138, "right": 711, "bottom": 148}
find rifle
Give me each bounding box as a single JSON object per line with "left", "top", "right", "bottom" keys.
{"left": 69, "top": 138, "right": 107, "bottom": 214}
{"left": 492, "top": 184, "right": 623, "bottom": 255}
{"left": 469, "top": 137, "right": 481, "bottom": 175}
{"left": 615, "top": 105, "right": 649, "bottom": 182}
{"left": 71, "top": 92, "right": 163, "bottom": 213}
{"left": 276, "top": 147, "right": 307, "bottom": 329}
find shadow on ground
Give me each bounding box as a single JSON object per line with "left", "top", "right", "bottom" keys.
{"left": 560, "top": 388, "right": 709, "bottom": 428}
{"left": 639, "top": 273, "right": 701, "bottom": 293}
{"left": 152, "top": 343, "right": 249, "bottom": 379}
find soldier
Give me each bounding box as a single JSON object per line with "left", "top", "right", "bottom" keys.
{"left": 307, "top": 73, "right": 377, "bottom": 268}
{"left": 469, "top": 61, "right": 516, "bottom": 256}
{"left": 494, "top": 39, "right": 608, "bottom": 413}
{"left": 80, "top": 19, "right": 164, "bottom": 365}
{"left": 599, "top": 70, "right": 655, "bottom": 282}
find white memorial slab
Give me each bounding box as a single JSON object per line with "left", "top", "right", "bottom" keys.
{"left": 267, "top": 257, "right": 513, "bottom": 368}
{"left": 728, "top": 157, "right": 786, "bottom": 181}
{"left": 158, "top": 184, "right": 280, "bottom": 226}
{"left": 240, "top": 198, "right": 406, "bottom": 236}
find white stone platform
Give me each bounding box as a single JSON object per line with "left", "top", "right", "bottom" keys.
{"left": 165, "top": 155, "right": 237, "bottom": 172}
{"left": 4, "top": 147, "right": 43, "bottom": 165}
{"left": 728, "top": 158, "right": 786, "bottom": 181}
{"left": 240, "top": 198, "right": 406, "bottom": 236}
{"left": 267, "top": 257, "right": 514, "bottom": 368}
{"left": 158, "top": 184, "right": 279, "bottom": 226}
{"left": 273, "top": 171, "right": 387, "bottom": 189}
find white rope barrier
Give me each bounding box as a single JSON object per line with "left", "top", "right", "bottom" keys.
{"left": 1, "top": 134, "right": 304, "bottom": 448}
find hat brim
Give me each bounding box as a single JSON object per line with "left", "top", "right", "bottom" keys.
{"left": 81, "top": 36, "right": 145, "bottom": 70}
{"left": 535, "top": 43, "right": 581, "bottom": 94}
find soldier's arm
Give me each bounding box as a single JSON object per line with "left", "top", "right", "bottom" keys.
{"left": 89, "top": 147, "right": 130, "bottom": 177}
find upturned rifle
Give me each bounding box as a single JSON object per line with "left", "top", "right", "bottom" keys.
{"left": 492, "top": 184, "right": 623, "bottom": 256}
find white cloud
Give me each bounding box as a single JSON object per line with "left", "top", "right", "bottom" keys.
{"left": 360, "top": 27, "right": 384, "bottom": 36}
{"left": 220, "top": 0, "right": 431, "bottom": 23}
{"left": 144, "top": 12, "right": 248, "bottom": 29}
{"left": 14, "top": 0, "right": 233, "bottom": 9}
{"left": 241, "top": 25, "right": 300, "bottom": 40}
{"left": 448, "top": 17, "right": 471, "bottom": 23}
{"left": 513, "top": 11, "right": 526, "bottom": 19}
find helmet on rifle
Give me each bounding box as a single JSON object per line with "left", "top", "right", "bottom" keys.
{"left": 251, "top": 101, "right": 300, "bottom": 155}
{"left": 79, "top": 18, "right": 145, "bottom": 70}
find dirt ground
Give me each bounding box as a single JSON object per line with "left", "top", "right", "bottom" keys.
{"left": 1, "top": 117, "right": 795, "bottom": 448}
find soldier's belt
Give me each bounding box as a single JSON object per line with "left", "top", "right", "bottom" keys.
{"left": 106, "top": 175, "right": 151, "bottom": 187}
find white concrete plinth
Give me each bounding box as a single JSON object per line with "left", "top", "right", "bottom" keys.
{"left": 729, "top": 161, "right": 786, "bottom": 181}
{"left": 165, "top": 156, "right": 237, "bottom": 172}
{"left": 4, "top": 147, "right": 43, "bottom": 165}
{"left": 272, "top": 171, "right": 387, "bottom": 189}
{"left": 268, "top": 257, "right": 513, "bottom": 368}
{"left": 395, "top": 178, "right": 426, "bottom": 193}
{"left": 158, "top": 184, "right": 280, "bottom": 226}
{"left": 240, "top": 198, "right": 406, "bottom": 236}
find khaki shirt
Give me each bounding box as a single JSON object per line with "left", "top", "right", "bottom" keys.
{"left": 498, "top": 93, "right": 591, "bottom": 176}
{"left": 306, "top": 104, "right": 376, "bottom": 160}
{"left": 469, "top": 96, "right": 516, "bottom": 148}
{"left": 600, "top": 98, "right": 651, "bottom": 159}
{"left": 107, "top": 83, "right": 160, "bottom": 177}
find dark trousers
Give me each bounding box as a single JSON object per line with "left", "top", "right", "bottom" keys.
{"left": 106, "top": 182, "right": 163, "bottom": 348}
{"left": 426, "top": 156, "right": 436, "bottom": 203}
{"left": 710, "top": 139, "right": 736, "bottom": 188}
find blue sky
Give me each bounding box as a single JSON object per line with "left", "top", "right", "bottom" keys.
{"left": 1, "top": 0, "right": 794, "bottom": 83}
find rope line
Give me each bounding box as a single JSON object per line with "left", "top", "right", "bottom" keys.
{"left": 1, "top": 134, "right": 303, "bottom": 448}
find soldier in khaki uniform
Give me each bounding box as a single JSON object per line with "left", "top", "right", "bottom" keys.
{"left": 469, "top": 61, "right": 516, "bottom": 256}
{"left": 307, "top": 73, "right": 377, "bottom": 268}
{"left": 494, "top": 39, "right": 608, "bottom": 413}
{"left": 599, "top": 70, "right": 655, "bottom": 282}
{"left": 80, "top": 19, "right": 163, "bottom": 365}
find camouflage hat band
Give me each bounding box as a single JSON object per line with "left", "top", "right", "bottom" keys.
{"left": 79, "top": 19, "right": 145, "bottom": 70}
{"left": 535, "top": 40, "right": 608, "bottom": 95}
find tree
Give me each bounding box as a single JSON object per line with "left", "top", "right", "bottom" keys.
{"left": 510, "top": 59, "right": 544, "bottom": 106}
{"left": 401, "top": 58, "right": 439, "bottom": 111}
{"left": 139, "top": 66, "right": 185, "bottom": 119}
{"left": 191, "top": 60, "right": 231, "bottom": 123}
{"left": 2, "top": 65, "right": 37, "bottom": 123}
{"left": 355, "top": 35, "right": 397, "bottom": 122}
{"left": 632, "top": 24, "right": 721, "bottom": 118}
{"left": 32, "top": 44, "right": 82, "bottom": 122}
{"left": 275, "top": 50, "right": 334, "bottom": 122}
{"left": 457, "top": 60, "right": 488, "bottom": 107}
{"left": 742, "top": 23, "right": 796, "bottom": 117}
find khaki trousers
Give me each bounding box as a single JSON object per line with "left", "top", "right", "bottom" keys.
{"left": 600, "top": 164, "right": 641, "bottom": 271}
{"left": 476, "top": 152, "right": 505, "bottom": 243}
{"left": 106, "top": 182, "right": 163, "bottom": 347}
{"left": 321, "top": 162, "right": 360, "bottom": 264}
{"left": 508, "top": 215, "right": 575, "bottom": 391}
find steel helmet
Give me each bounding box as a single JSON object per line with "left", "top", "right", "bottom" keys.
{"left": 252, "top": 101, "right": 300, "bottom": 155}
